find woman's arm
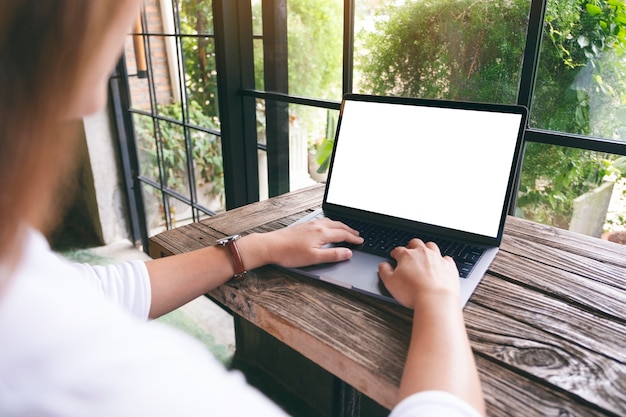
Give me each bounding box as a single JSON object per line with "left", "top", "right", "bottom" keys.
{"left": 144, "top": 218, "right": 363, "bottom": 319}
{"left": 378, "top": 239, "right": 485, "bottom": 416}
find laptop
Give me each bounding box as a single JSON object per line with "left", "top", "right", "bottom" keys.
{"left": 289, "top": 93, "right": 527, "bottom": 307}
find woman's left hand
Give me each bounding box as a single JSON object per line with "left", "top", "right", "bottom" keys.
{"left": 257, "top": 218, "right": 364, "bottom": 268}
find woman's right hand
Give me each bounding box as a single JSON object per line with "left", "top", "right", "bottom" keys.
{"left": 380, "top": 239, "right": 486, "bottom": 415}
{"left": 378, "top": 239, "right": 460, "bottom": 309}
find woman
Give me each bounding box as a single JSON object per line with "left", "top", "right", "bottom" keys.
{"left": 0, "top": 1, "right": 485, "bottom": 416}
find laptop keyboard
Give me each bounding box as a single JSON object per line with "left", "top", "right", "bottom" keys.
{"left": 330, "top": 215, "right": 484, "bottom": 278}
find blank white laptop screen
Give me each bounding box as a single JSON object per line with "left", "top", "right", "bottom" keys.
{"left": 325, "top": 99, "right": 523, "bottom": 238}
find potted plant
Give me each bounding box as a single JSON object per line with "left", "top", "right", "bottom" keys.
{"left": 307, "top": 109, "right": 337, "bottom": 183}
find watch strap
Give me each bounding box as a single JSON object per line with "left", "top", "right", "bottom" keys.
{"left": 217, "top": 235, "right": 247, "bottom": 279}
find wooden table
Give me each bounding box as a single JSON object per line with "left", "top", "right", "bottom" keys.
{"left": 149, "top": 184, "right": 626, "bottom": 417}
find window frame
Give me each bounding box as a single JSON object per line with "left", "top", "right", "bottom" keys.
{"left": 112, "top": 0, "right": 626, "bottom": 247}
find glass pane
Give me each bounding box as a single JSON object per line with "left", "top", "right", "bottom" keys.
{"left": 282, "top": 104, "right": 339, "bottom": 193}
{"left": 252, "top": 0, "right": 263, "bottom": 37}
{"left": 179, "top": 0, "right": 214, "bottom": 35}
{"left": 354, "top": 0, "right": 531, "bottom": 104}
{"left": 256, "top": 98, "right": 267, "bottom": 146}
{"left": 290, "top": 104, "right": 338, "bottom": 187}
{"left": 257, "top": 98, "right": 268, "bottom": 201}
{"left": 258, "top": 148, "right": 269, "bottom": 201}
{"left": 192, "top": 129, "right": 225, "bottom": 213}
{"left": 254, "top": 38, "right": 264, "bottom": 91}
{"left": 516, "top": 143, "right": 626, "bottom": 237}
{"left": 531, "top": 0, "right": 626, "bottom": 140}
{"left": 147, "top": 35, "right": 178, "bottom": 108}
{"left": 142, "top": 184, "right": 167, "bottom": 236}
{"left": 124, "top": 36, "right": 152, "bottom": 112}
{"left": 182, "top": 35, "right": 220, "bottom": 125}
{"left": 255, "top": 100, "right": 337, "bottom": 198}
{"left": 134, "top": 114, "right": 160, "bottom": 183}
{"left": 287, "top": 0, "right": 343, "bottom": 100}
{"left": 169, "top": 195, "right": 194, "bottom": 229}
{"left": 148, "top": 0, "right": 175, "bottom": 36}
{"left": 197, "top": 210, "right": 214, "bottom": 223}
{"left": 158, "top": 120, "right": 191, "bottom": 198}
{"left": 134, "top": 3, "right": 181, "bottom": 108}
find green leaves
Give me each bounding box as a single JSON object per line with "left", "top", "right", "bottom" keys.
{"left": 134, "top": 101, "right": 224, "bottom": 208}
{"left": 357, "top": 0, "right": 528, "bottom": 102}
{"left": 517, "top": 142, "right": 618, "bottom": 226}
{"left": 586, "top": 3, "right": 603, "bottom": 17}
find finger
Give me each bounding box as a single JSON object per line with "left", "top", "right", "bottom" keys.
{"left": 315, "top": 247, "right": 353, "bottom": 264}
{"left": 311, "top": 218, "right": 361, "bottom": 238}
{"left": 443, "top": 255, "right": 459, "bottom": 269}
{"left": 328, "top": 219, "right": 362, "bottom": 237}
{"left": 388, "top": 245, "right": 405, "bottom": 259}
{"left": 425, "top": 241, "right": 442, "bottom": 255}
{"left": 378, "top": 261, "right": 394, "bottom": 281}
{"left": 406, "top": 238, "right": 425, "bottom": 249}
{"left": 322, "top": 227, "right": 364, "bottom": 245}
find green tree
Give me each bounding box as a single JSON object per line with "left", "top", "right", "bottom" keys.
{"left": 180, "top": 0, "right": 219, "bottom": 126}
{"left": 358, "top": 0, "right": 528, "bottom": 103}
{"left": 517, "top": 144, "right": 614, "bottom": 228}
{"left": 521, "top": 0, "right": 626, "bottom": 226}
{"left": 534, "top": 0, "right": 626, "bottom": 135}
{"left": 135, "top": 102, "right": 224, "bottom": 227}
{"left": 287, "top": 0, "right": 342, "bottom": 100}
{"left": 358, "top": 0, "right": 626, "bottom": 229}
{"left": 252, "top": 0, "right": 343, "bottom": 146}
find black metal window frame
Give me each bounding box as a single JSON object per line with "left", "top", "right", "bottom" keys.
{"left": 221, "top": 0, "right": 626, "bottom": 203}
{"left": 112, "top": 2, "right": 230, "bottom": 249}
{"left": 111, "top": 0, "right": 626, "bottom": 249}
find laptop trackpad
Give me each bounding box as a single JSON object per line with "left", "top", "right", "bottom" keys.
{"left": 297, "top": 251, "right": 393, "bottom": 300}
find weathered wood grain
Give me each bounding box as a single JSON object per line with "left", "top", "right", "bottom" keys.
{"left": 149, "top": 185, "right": 324, "bottom": 258}
{"left": 199, "top": 184, "right": 324, "bottom": 235}
{"left": 209, "top": 265, "right": 626, "bottom": 415}
{"left": 490, "top": 248, "right": 626, "bottom": 322}
{"left": 471, "top": 276, "right": 626, "bottom": 365}
{"left": 148, "top": 224, "right": 218, "bottom": 257}
{"left": 148, "top": 185, "right": 626, "bottom": 416}
{"left": 504, "top": 216, "right": 626, "bottom": 268}
{"left": 499, "top": 234, "right": 626, "bottom": 294}
{"left": 209, "top": 267, "right": 409, "bottom": 410}
{"left": 476, "top": 355, "right": 610, "bottom": 417}
{"left": 466, "top": 279, "right": 626, "bottom": 415}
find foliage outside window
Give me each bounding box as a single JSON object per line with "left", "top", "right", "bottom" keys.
{"left": 251, "top": 0, "right": 343, "bottom": 189}
{"left": 180, "top": 0, "right": 220, "bottom": 126}
{"left": 135, "top": 102, "right": 223, "bottom": 230}
{"left": 131, "top": 0, "right": 626, "bottom": 237}
{"left": 352, "top": 0, "right": 626, "bottom": 233}
{"left": 133, "top": 0, "right": 224, "bottom": 231}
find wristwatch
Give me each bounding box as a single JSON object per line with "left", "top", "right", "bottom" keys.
{"left": 216, "top": 234, "right": 247, "bottom": 279}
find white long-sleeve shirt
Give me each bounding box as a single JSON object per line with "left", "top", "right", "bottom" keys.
{"left": 0, "top": 229, "right": 481, "bottom": 417}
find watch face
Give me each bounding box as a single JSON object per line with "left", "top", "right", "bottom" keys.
{"left": 216, "top": 234, "right": 241, "bottom": 245}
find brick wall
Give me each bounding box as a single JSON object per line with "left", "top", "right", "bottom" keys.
{"left": 124, "top": 0, "right": 174, "bottom": 111}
